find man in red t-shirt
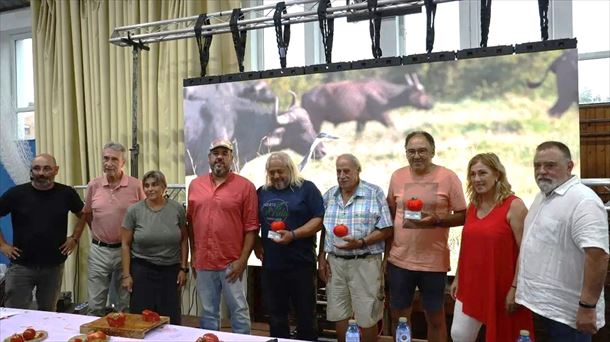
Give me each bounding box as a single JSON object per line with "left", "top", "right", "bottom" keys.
{"left": 187, "top": 138, "right": 259, "bottom": 334}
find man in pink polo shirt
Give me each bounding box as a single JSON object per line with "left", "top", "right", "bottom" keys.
{"left": 187, "top": 138, "right": 258, "bottom": 334}
{"left": 76, "top": 142, "right": 145, "bottom": 316}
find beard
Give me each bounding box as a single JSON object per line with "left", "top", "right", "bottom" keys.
{"left": 32, "top": 176, "right": 53, "bottom": 188}
{"left": 212, "top": 162, "right": 229, "bottom": 177}
{"left": 536, "top": 178, "right": 559, "bottom": 194}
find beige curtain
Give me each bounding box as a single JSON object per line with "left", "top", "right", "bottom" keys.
{"left": 32, "top": 0, "right": 241, "bottom": 305}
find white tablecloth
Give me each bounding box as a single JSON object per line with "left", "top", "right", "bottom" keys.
{"left": 0, "top": 308, "right": 286, "bottom": 342}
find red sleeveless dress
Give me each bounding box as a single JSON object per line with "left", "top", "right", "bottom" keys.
{"left": 456, "top": 195, "right": 534, "bottom": 341}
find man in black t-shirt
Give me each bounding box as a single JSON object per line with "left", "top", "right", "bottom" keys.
{"left": 0, "top": 154, "right": 83, "bottom": 311}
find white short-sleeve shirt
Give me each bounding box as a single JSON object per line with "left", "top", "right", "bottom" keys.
{"left": 516, "top": 176, "right": 609, "bottom": 329}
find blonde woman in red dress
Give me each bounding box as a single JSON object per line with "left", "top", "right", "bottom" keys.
{"left": 450, "top": 153, "right": 535, "bottom": 341}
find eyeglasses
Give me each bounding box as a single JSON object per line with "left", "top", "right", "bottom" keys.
{"left": 405, "top": 148, "right": 429, "bottom": 157}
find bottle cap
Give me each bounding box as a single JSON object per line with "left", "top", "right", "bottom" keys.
{"left": 348, "top": 319, "right": 357, "bottom": 325}
{"left": 519, "top": 330, "right": 530, "bottom": 336}
{"left": 398, "top": 317, "right": 407, "bottom": 323}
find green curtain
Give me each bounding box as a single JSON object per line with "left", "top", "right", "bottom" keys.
{"left": 32, "top": 0, "right": 242, "bottom": 305}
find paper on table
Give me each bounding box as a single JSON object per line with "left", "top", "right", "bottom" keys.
{"left": 0, "top": 307, "right": 26, "bottom": 319}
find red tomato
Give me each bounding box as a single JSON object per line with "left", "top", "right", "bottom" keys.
{"left": 202, "top": 333, "right": 220, "bottom": 342}
{"left": 87, "top": 331, "right": 107, "bottom": 342}
{"left": 270, "top": 221, "right": 286, "bottom": 231}
{"left": 106, "top": 312, "right": 126, "bottom": 327}
{"left": 142, "top": 309, "right": 161, "bottom": 322}
{"left": 406, "top": 197, "right": 423, "bottom": 211}
{"left": 9, "top": 334, "right": 25, "bottom": 342}
{"left": 333, "top": 224, "right": 349, "bottom": 237}
{"left": 22, "top": 328, "right": 36, "bottom": 341}
{"left": 73, "top": 338, "right": 83, "bottom": 342}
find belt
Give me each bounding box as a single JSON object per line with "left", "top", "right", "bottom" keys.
{"left": 333, "top": 253, "right": 371, "bottom": 260}
{"left": 92, "top": 239, "right": 121, "bottom": 248}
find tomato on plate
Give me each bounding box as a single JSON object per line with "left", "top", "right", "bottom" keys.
{"left": 22, "top": 328, "right": 36, "bottom": 341}
{"left": 196, "top": 333, "right": 220, "bottom": 342}
{"left": 86, "top": 330, "right": 107, "bottom": 342}
{"left": 106, "top": 311, "right": 127, "bottom": 327}
{"left": 270, "top": 221, "right": 286, "bottom": 231}
{"left": 333, "top": 224, "right": 349, "bottom": 237}
{"left": 9, "top": 334, "right": 25, "bottom": 342}
{"left": 142, "top": 309, "right": 160, "bottom": 322}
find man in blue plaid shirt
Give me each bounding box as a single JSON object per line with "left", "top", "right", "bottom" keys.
{"left": 317, "top": 153, "right": 393, "bottom": 342}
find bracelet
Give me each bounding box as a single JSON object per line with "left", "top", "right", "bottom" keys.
{"left": 121, "top": 275, "right": 131, "bottom": 280}
{"left": 511, "top": 285, "right": 517, "bottom": 289}
{"left": 359, "top": 238, "right": 367, "bottom": 247}
{"left": 290, "top": 230, "right": 296, "bottom": 240}
{"left": 69, "top": 236, "right": 79, "bottom": 243}
{"left": 579, "top": 300, "right": 596, "bottom": 309}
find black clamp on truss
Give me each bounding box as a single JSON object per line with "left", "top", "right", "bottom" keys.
{"left": 230, "top": 8, "right": 248, "bottom": 73}
{"left": 424, "top": 0, "right": 437, "bottom": 54}
{"left": 318, "top": 0, "right": 334, "bottom": 64}
{"left": 537, "top": 0, "right": 550, "bottom": 41}
{"left": 480, "top": 0, "right": 492, "bottom": 47}
{"left": 367, "top": 0, "right": 383, "bottom": 58}
{"left": 194, "top": 13, "right": 213, "bottom": 77}
{"left": 274, "top": 2, "right": 291, "bottom": 68}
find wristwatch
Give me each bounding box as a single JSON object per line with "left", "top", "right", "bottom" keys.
{"left": 180, "top": 267, "right": 189, "bottom": 273}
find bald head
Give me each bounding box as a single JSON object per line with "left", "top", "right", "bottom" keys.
{"left": 30, "top": 153, "right": 59, "bottom": 190}
{"left": 32, "top": 153, "right": 57, "bottom": 167}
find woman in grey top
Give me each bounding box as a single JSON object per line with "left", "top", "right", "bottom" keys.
{"left": 121, "top": 170, "right": 188, "bottom": 324}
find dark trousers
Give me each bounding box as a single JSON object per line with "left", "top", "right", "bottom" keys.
{"left": 130, "top": 258, "right": 181, "bottom": 325}
{"left": 262, "top": 264, "right": 318, "bottom": 341}
{"left": 535, "top": 313, "right": 592, "bottom": 342}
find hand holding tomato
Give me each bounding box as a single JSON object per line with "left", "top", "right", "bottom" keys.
{"left": 406, "top": 197, "right": 424, "bottom": 211}
{"left": 270, "top": 221, "right": 286, "bottom": 231}
{"left": 333, "top": 224, "right": 349, "bottom": 237}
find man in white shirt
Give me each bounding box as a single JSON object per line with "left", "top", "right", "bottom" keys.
{"left": 516, "top": 141, "right": 609, "bottom": 341}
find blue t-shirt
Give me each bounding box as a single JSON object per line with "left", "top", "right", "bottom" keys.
{"left": 257, "top": 180, "right": 324, "bottom": 270}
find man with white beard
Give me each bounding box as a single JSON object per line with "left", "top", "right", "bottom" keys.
{"left": 187, "top": 138, "right": 258, "bottom": 334}
{"left": 515, "top": 141, "right": 609, "bottom": 341}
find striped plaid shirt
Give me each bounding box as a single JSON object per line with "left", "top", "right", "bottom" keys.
{"left": 322, "top": 180, "right": 393, "bottom": 256}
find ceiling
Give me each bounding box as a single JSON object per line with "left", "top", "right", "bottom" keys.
{"left": 0, "top": 0, "right": 30, "bottom": 13}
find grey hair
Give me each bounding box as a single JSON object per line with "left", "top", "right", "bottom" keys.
{"left": 336, "top": 153, "right": 362, "bottom": 172}
{"left": 103, "top": 142, "right": 126, "bottom": 160}
{"left": 263, "top": 152, "right": 304, "bottom": 190}
{"left": 142, "top": 170, "right": 167, "bottom": 188}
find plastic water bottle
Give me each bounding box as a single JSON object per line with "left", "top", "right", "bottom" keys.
{"left": 396, "top": 317, "right": 411, "bottom": 342}
{"left": 345, "top": 319, "right": 360, "bottom": 342}
{"left": 516, "top": 330, "right": 532, "bottom": 342}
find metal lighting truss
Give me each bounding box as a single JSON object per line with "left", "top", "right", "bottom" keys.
{"left": 109, "top": 0, "right": 455, "bottom": 47}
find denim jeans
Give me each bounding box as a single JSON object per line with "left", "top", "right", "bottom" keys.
{"left": 536, "top": 314, "right": 592, "bottom": 342}
{"left": 4, "top": 263, "right": 64, "bottom": 311}
{"left": 196, "top": 266, "right": 251, "bottom": 334}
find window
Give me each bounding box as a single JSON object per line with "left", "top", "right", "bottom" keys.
{"left": 573, "top": 0, "right": 610, "bottom": 103}
{"left": 14, "top": 37, "right": 35, "bottom": 139}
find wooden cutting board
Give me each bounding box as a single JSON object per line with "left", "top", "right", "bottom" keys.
{"left": 80, "top": 313, "right": 169, "bottom": 339}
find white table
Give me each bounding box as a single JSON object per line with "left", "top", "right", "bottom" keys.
{"left": 0, "top": 308, "right": 287, "bottom": 342}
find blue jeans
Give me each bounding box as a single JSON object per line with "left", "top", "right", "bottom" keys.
{"left": 196, "top": 266, "right": 251, "bottom": 334}
{"left": 537, "top": 314, "right": 592, "bottom": 342}
{"left": 4, "top": 263, "right": 64, "bottom": 311}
